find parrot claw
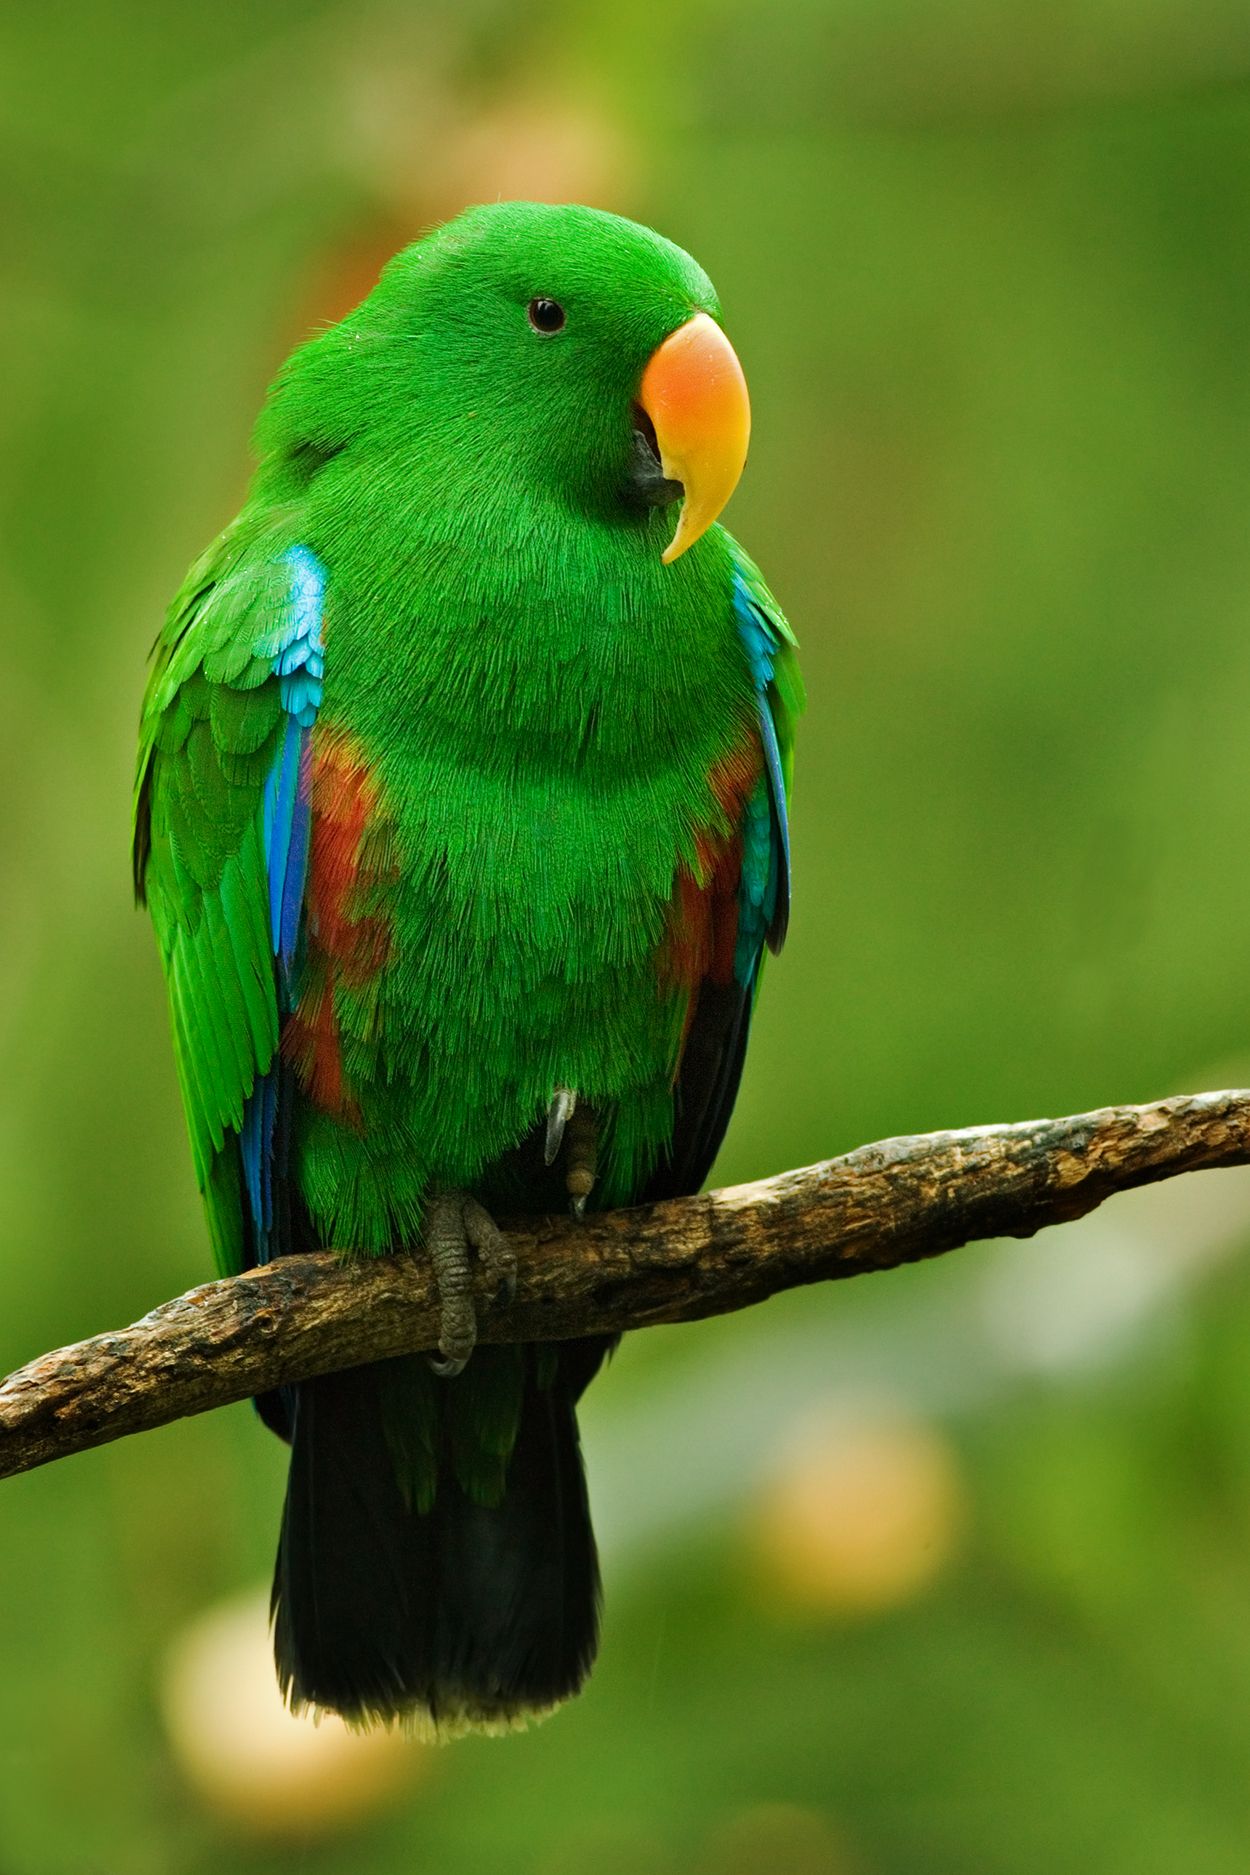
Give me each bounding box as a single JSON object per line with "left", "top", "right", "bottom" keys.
{"left": 543, "top": 1090, "right": 600, "bottom": 1216}
{"left": 544, "top": 1086, "right": 578, "bottom": 1166}
{"left": 423, "top": 1191, "right": 514, "bottom": 1377}
{"left": 464, "top": 1194, "right": 516, "bottom": 1309}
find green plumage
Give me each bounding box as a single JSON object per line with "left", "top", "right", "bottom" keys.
{"left": 135, "top": 203, "right": 802, "bottom": 1731}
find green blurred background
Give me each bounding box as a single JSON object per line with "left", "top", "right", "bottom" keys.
{"left": 5, "top": 1, "right": 1250, "bottom": 1869}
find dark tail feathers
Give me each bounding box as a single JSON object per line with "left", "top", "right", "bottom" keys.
{"left": 270, "top": 1351, "right": 602, "bottom": 1734}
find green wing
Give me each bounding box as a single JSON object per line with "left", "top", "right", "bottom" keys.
{"left": 134, "top": 527, "right": 296, "bottom": 1274}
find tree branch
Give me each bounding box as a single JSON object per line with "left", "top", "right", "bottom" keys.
{"left": 3, "top": 1090, "right": 1248, "bottom": 1482}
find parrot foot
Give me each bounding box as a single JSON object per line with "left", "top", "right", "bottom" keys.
{"left": 565, "top": 1101, "right": 599, "bottom": 1219}
{"left": 543, "top": 1088, "right": 599, "bottom": 1217}
{"left": 424, "top": 1191, "right": 515, "bottom": 1379}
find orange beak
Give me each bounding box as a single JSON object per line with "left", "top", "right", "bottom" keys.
{"left": 638, "top": 313, "right": 751, "bottom": 564}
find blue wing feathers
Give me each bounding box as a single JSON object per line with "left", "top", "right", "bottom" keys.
{"left": 262, "top": 716, "right": 313, "bottom": 976}
{"left": 733, "top": 774, "right": 773, "bottom": 986}
{"left": 240, "top": 545, "right": 326, "bottom": 1264}
{"left": 240, "top": 1083, "right": 268, "bottom": 1237}
{"left": 731, "top": 566, "right": 794, "bottom": 967}
{"left": 263, "top": 718, "right": 302, "bottom": 961}
{"left": 277, "top": 545, "right": 326, "bottom": 727}
{"left": 279, "top": 762, "right": 311, "bottom": 978}
{"left": 757, "top": 700, "right": 790, "bottom": 952}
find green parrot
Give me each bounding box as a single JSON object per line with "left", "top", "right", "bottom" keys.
{"left": 134, "top": 202, "right": 802, "bottom": 1735}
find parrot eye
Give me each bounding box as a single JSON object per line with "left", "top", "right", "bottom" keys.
{"left": 527, "top": 297, "right": 566, "bottom": 335}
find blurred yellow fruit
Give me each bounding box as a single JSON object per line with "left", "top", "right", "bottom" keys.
{"left": 746, "top": 1408, "right": 966, "bottom": 1616}
{"left": 160, "top": 1587, "right": 426, "bottom": 1838}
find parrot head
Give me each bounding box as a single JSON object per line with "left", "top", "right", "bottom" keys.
{"left": 260, "top": 202, "right": 751, "bottom": 565}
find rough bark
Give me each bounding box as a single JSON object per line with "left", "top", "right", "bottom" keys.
{"left": 2, "top": 1090, "right": 1247, "bottom": 1482}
